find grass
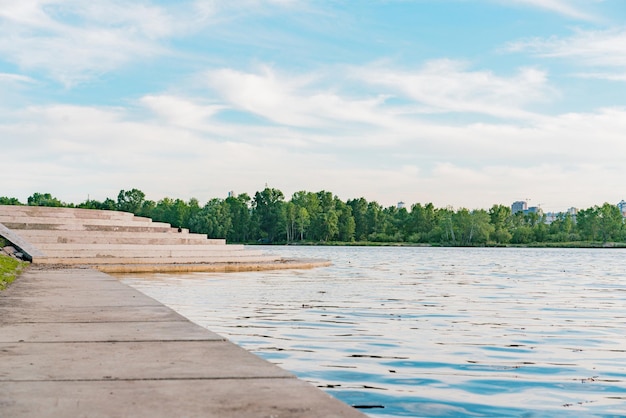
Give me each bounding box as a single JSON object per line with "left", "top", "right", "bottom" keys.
{"left": 0, "top": 253, "right": 28, "bottom": 290}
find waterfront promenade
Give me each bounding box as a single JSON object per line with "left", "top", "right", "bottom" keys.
{"left": 0, "top": 266, "right": 365, "bottom": 417}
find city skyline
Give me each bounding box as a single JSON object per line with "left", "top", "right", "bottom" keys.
{"left": 1, "top": 1, "right": 626, "bottom": 212}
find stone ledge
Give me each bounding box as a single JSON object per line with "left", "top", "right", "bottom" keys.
{"left": 98, "top": 259, "right": 332, "bottom": 273}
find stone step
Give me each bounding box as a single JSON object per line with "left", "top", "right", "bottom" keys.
{"left": 2, "top": 222, "right": 177, "bottom": 233}
{"left": 39, "top": 249, "right": 264, "bottom": 258}
{"left": 0, "top": 216, "right": 170, "bottom": 228}
{"left": 33, "top": 254, "right": 281, "bottom": 265}
{"left": 0, "top": 206, "right": 283, "bottom": 268}
{"left": 0, "top": 212, "right": 153, "bottom": 224}
{"left": 36, "top": 245, "right": 250, "bottom": 256}
{"left": 0, "top": 214, "right": 144, "bottom": 225}
{"left": 36, "top": 243, "right": 244, "bottom": 251}
{"left": 0, "top": 205, "right": 141, "bottom": 221}
{"left": 13, "top": 230, "right": 223, "bottom": 245}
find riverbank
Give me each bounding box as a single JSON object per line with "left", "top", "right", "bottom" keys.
{"left": 255, "top": 240, "right": 626, "bottom": 248}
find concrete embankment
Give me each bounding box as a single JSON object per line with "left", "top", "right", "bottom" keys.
{"left": 0, "top": 267, "right": 365, "bottom": 417}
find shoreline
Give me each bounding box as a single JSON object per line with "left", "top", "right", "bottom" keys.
{"left": 96, "top": 258, "right": 332, "bottom": 274}
{"left": 252, "top": 241, "right": 626, "bottom": 249}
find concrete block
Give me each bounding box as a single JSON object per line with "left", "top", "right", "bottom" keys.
{"left": 0, "top": 305, "right": 189, "bottom": 323}
{"left": 2, "top": 222, "right": 175, "bottom": 233}
{"left": 0, "top": 321, "right": 224, "bottom": 343}
{"left": 0, "top": 379, "right": 365, "bottom": 418}
{"left": 0, "top": 340, "right": 294, "bottom": 381}
{"left": 35, "top": 243, "right": 247, "bottom": 252}
{"left": 33, "top": 255, "right": 282, "bottom": 265}
{"left": 14, "top": 230, "right": 223, "bottom": 245}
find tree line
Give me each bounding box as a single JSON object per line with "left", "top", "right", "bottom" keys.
{"left": 1, "top": 189, "right": 625, "bottom": 246}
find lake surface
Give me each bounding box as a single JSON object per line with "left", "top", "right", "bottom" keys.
{"left": 119, "top": 246, "right": 626, "bottom": 417}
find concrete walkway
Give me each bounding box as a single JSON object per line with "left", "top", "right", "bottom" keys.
{"left": 0, "top": 267, "right": 365, "bottom": 417}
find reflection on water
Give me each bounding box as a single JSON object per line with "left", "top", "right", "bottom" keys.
{"left": 120, "top": 247, "right": 626, "bottom": 417}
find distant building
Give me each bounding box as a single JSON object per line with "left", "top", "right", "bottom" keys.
{"left": 227, "top": 190, "right": 235, "bottom": 198}
{"left": 512, "top": 201, "right": 545, "bottom": 218}
{"left": 511, "top": 201, "right": 527, "bottom": 214}
{"left": 618, "top": 200, "right": 626, "bottom": 217}
{"left": 542, "top": 208, "right": 578, "bottom": 225}
{"left": 567, "top": 207, "right": 578, "bottom": 223}
{"left": 397, "top": 201, "right": 406, "bottom": 209}
{"left": 544, "top": 212, "right": 558, "bottom": 224}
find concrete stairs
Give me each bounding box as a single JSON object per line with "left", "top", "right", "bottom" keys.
{"left": 0, "top": 205, "right": 282, "bottom": 270}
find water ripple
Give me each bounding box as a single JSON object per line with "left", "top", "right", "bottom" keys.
{"left": 120, "top": 247, "right": 626, "bottom": 417}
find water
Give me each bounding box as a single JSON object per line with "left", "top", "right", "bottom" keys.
{"left": 119, "top": 246, "right": 626, "bottom": 417}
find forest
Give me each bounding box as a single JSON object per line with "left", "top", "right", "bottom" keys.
{"left": 1, "top": 189, "right": 625, "bottom": 246}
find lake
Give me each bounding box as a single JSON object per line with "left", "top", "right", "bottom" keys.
{"left": 119, "top": 246, "right": 626, "bottom": 417}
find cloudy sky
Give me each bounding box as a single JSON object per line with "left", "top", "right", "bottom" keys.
{"left": 1, "top": 0, "right": 625, "bottom": 211}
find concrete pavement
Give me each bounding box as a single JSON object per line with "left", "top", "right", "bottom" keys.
{"left": 0, "top": 267, "right": 365, "bottom": 418}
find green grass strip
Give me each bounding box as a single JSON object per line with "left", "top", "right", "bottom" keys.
{"left": 0, "top": 253, "right": 28, "bottom": 291}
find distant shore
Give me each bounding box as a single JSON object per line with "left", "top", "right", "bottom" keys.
{"left": 258, "top": 241, "right": 626, "bottom": 249}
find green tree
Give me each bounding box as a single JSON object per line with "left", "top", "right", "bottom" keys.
{"left": 577, "top": 206, "right": 600, "bottom": 241}
{"left": 27, "top": 192, "right": 64, "bottom": 207}
{"left": 295, "top": 206, "right": 310, "bottom": 241}
{"left": 152, "top": 198, "right": 175, "bottom": 225}
{"left": 303, "top": 191, "right": 326, "bottom": 241}
{"left": 318, "top": 210, "right": 339, "bottom": 241}
{"left": 170, "top": 199, "right": 191, "bottom": 228}
{"left": 189, "top": 198, "right": 232, "bottom": 239}
{"left": 548, "top": 212, "right": 576, "bottom": 242}
{"left": 0, "top": 197, "right": 23, "bottom": 205}
{"left": 596, "top": 203, "right": 624, "bottom": 242}
{"left": 346, "top": 197, "right": 368, "bottom": 241}
{"left": 291, "top": 191, "right": 320, "bottom": 240}
{"left": 117, "top": 189, "right": 145, "bottom": 214}
{"left": 488, "top": 204, "right": 512, "bottom": 244}
{"left": 253, "top": 187, "right": 285, "bottom": 243}
{"left": 407, "top": 203, "right": 437, "bottom": 243}
{"left": 139, "top": 200, "right": 156, "bottom": 218}
{"left": 336, "top": 199, "right": 356, "bottom": 242}
{"left": 450, "top": 209, "right": 493, "bottom": 246}
{"left": 511, "top": 226, "right": 534, "bottom": 244}
{"left": 283, "top": 201, "right": 297, "bottom": 242}
{"left": 308, "top": 191, "right": 339, "bottom": 242}
{"left": 436, "top": 207, "right": 456, "bottom": 244}
{"left": 101, "top": 198, "right": 117, "bottom": 210}
{"left": 225, "top": 193, "right": 252, "bottom": 242}
{"left": 365, "top": 201, "right": 385, "bottom": 240}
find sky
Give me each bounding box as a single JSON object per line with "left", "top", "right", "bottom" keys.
{"left": 1, "top": 0, "right": 626, "bottom": 212}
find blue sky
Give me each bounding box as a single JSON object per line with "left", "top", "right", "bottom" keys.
{"left": 2, "top": 0, "right": 626, "bottom": 212}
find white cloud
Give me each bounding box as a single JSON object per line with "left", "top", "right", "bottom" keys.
{"left": 507, "top": 28, "right": 626, "bottom": 79}
{"left": 201, "top": 60, "right": 557, "bottom": 155}
{"left": 140, "top": 95, "right": 226, "bottom": 129}
{"left": 0, "top": 73, "right": 36, "bottom": 84}
{"left": 499, "top": 0, "right": 600, "bottom": 21}
{"left": 0, "top": 0, "right": 186, "bottom": 86}
{"left": 3, "top": 85, "right": 626, "bottom": 211}
{"left": 204, "top": 66, "right": 393, "bottom": 129}
{"left": 352, "top": 60, "right": 553, "bottom": 121}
